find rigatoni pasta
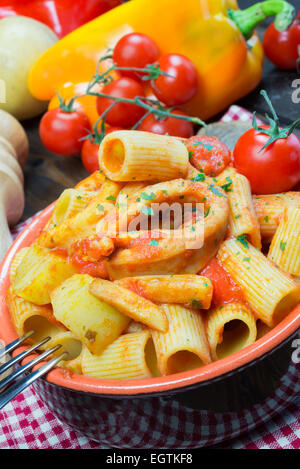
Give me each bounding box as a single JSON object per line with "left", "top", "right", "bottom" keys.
{"left": 217, "top": 167, "right": 261, "bottom": 249}
{"left": 218, "top": 238, "right": 300, "bottom": 327}
{"left": 151, "top": 304, "right": 211, "bottom": 375}
{"left": 207, "top": 303, "right": 257, "bottom": 361}
{"left": 268, "top": 206, "right": 300, "bottom": 276}
{"left": 8, "top": 130, "right": 300, "bottom": 381}
{"left": 99, "top": 130, "right": 188, "bottom": 181}
{"left": 81, "top": 331, "right": 157, "bottom": 379}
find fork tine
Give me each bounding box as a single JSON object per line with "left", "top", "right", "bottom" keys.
{"left": 0, "top": 344, "right": 62, "bottom": 392}
{"left": 0, "top": 331, "right": 35, "bottom": 359}
{"left": 0, "top": 336, "right": 51, "bottom": 375}
{"left": 0, "top": 351, "right": 68, "bottom": 409}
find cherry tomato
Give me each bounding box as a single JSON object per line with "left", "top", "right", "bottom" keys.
{"left": 113, "top": 33, "right": 159, "bottom": 80}
{"left": 140, "top": 109, "right": 194, "bottom": 138}
{"left": 151, "top": 54, "right": 198, "bottom": 106}
{"left": 39, "top": 108, "right": 90, "bottom": 156}
{"left": 81, "top": 126, "right": 124, "bottom": 173}
{"left": 233, "top": 126, "right": 300, "bottom": 194}
{"left": 187, "top": 136, "right": 232, "bottom": 176}
{"left": 96, "top": 77, "right": 145, "bottom": 127}
{"left": 263, "top": 13, "right": 300, "bottom": 70}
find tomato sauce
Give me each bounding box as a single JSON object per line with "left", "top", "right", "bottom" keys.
{"left": 200, "top": 257, "right": 245, "bottom": 308}
{"left": 186, "top": 136, "right": 232, "bottom": 177}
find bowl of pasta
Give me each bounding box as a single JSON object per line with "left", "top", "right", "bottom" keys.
{"left": 0, "top": 130, "right": 299, "bottom": 448}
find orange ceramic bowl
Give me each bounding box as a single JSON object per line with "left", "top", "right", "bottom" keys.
{"left": 0, "top": 204, "right": 299, "bottom": 447}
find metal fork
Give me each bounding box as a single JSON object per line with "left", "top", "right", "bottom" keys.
{"left": 0, "top": 331, "right": 68, "bottom": 409}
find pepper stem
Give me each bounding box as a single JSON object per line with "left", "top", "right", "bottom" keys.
{"left": 228, "top": 0, "right": 295, "bottom": 40}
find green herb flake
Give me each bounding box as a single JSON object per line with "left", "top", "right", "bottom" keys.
{"left": 221, "top": 176, "right": 233, "bottom": 193}
{"left": 208, "top": 184, "right": 224, "bottom": 197}
{"left": 106, "top": 195, "right": 116, "bottom": 201}
{"left": 141, "top": 206, "right": 154, "bottom": 216}
{"left": 191, "top": 172, "right": 206, "bottom": 182}
{"left": 280, "top": 241, "right": 287, "bottom": 251}
{"left": 235, "top": 214, "right": 241, "bottom": 219}
{"left": 204, "top": 207, "right": 210, "bottom": 218}
{"left": 243, "top": 257, "right": 251, "bottom": 262}
{"left": 149, "top": 239, "right": 159, "bottom": 246}
{"left": 264, "top": 215, "right": 269, "bottom": 223}
{"left": 236, "top": 234, "right": 249, "bottom": 249}
{"left": 141, "top": 192, "right": 156, "bottom": 201}
{"left": 97, "top": 204, "right": 105, "bottom": 211}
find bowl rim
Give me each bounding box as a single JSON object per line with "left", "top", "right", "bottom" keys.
{"left": 0, "top": 203, "right": 299, "bottom": 396}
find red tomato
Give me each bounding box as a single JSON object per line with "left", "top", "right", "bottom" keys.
{"left": 140, "top": 109, "right": 194, "bottom": 138}
{"left": 113, "top": 33, "right": 159, "bottom": 80}
{"left": 151, "top": 54, "right": 198, "bottom": 106}
{"left": 81, "top": 138, "right": 100, "bottom": 173}
{"left": 233, "top": 126, "right": 300, "bottom": 194}
{"left": 263, "top": 13, "right": 300, "bottom": 70}
{"left": 81, "top": 126, "right": 124, "bottom": 173}
{"left": 201, "top": 257, "right": 245, "bottom": 308}
{"left": 187, "top": 136, "right": 232, "bottom": 176}
{"left": 39, "top": 109, "right": 90, "bottom": 156}
{"left": 96, "top": 77, "right": 145, "bottom": 127}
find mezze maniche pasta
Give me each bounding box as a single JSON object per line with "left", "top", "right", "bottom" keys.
{"left": 8, "top": 130, "right": 300, "bottom": 379}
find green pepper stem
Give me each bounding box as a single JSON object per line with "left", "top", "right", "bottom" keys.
{"left": 228, "top": 0, "right": 295, "bottom": 40}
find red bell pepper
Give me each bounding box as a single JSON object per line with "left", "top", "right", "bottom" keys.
{"left": 0, "top": 0, "right": 122, "bottom": 38}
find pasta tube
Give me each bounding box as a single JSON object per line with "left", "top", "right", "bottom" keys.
{"left": 7, "top": 287, "right": 65, "bottom": 347}
{"left": 89, "top": 279, "right": 168, "bottom": 332}
{"left": 218, "top": 238, "right": 300, "bottom": 327}
{"left": 207, "top": 303, "right": 257, "bottom": 361}
{"left": 253, "top": 192, "right": 300, "bottom": 242}
{"left": 99, "top": 130, "right": 188, "bottom": 181}
{"left": 51, "top": 189, "right": 94, "bottom": 227}
{"left": 268, "top": 207, "right": 300, "bottom": 276}
{"left": 38, "top": 180, "right": 122, "bottom": 249}
{"left": 217, "top": 167, "right": 261, "bottom": 249}
{"left": 13, "top": 245, "right": 77, "bottom": 305}
{"left": 9, "top": 247, "right": 29, "bottom": 283}
{"left": 151, "top": 304, "right": 211, "bottom": 375}
{"left": 81, "top": 331, "right": 157, "bottom": 379}
{"left": 116, "top": 275, "right": 213, "bottom": 309}
{"left": 51, "top": 274, "right": 130, "bottom": 355}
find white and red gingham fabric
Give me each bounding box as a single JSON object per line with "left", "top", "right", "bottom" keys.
{"left": 0, "top": 105, "right": 299, "bottom": 449}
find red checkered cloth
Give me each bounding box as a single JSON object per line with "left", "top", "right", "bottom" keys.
{"left": 1, "top": 105, "right": 299, "bottom": 449}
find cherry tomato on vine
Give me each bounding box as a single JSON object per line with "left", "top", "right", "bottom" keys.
{"left": 81, "top": 126, "right": 124, "bottom": 173}
{"left": 39, "top": 108, "right": 90, "bottom": 156}
{"left": 96, "top": 77, "right": 145, "bottom": 127}
{"left": 140, "top": 109, "right": 194, "bottom": 138}
{"left": 151, "top": 54, "right": 198, "bottom": 106}
{"left": 233, "top": 126, "right": 300, "bottom": 194}
{"left": 263, "top": 13, "right": 300, "bottom": 70}
{"left": 113, "top": 33, "right": 159, "bottom": 80}
{"left": 187, "top": 136, "right": 232, "bottom": 176}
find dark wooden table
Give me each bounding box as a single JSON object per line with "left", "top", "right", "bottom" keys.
{"left": 21, "top": 0, "right": 300, "bottom": 221}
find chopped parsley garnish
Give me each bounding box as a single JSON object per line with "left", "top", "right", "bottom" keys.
{"left": 280, "top": 241, "right": 287, "bottom": 251}
{"left": 141, "top": 206, "right": 154, "bottom": 216}
{"left": 188, "top": 150, "right": 193, "bottom": 159}
{"left": 141, "top": 192, "right": 156, "bottom": 201}
{"left": 243, "top": 257, "right": 251, "bottom": 262}
{"left": 191, "top": 172, "right": 206, "bottom": 182}
{"left": 235, "top": 214, "right": 241, "bottom": 219}
{"left": 204, "top": 207, "right": 210, "bottom": 218}
{"left": 221, "top": 176, "right": 233, "bottom": 192}
{"left": 208, "top": 184, "right": 224, "bottom": 197}
{"left": 76, "top": 195, "right": 82, "bottom": 200}
{"left": 236, "top": 234, "right": 249, "bottom": 249}
{"left": 264, "top": 215, "right": 269, "bottom": 222}
{"left": 106, "top": 195, "right": 116, "bottom": 201}
{"left": 149, "top": 239, "right": 159, "bottom": 246}
{"left": 97, "top": 204, "right": 105, "bottom": 211}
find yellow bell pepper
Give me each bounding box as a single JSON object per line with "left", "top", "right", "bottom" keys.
{"left": 28, "top": 0, "right": 295, "bottom": 120}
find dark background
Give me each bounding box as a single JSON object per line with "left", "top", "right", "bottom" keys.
{"left": 21, "top": 0, "right": 300, "bottom": 220}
